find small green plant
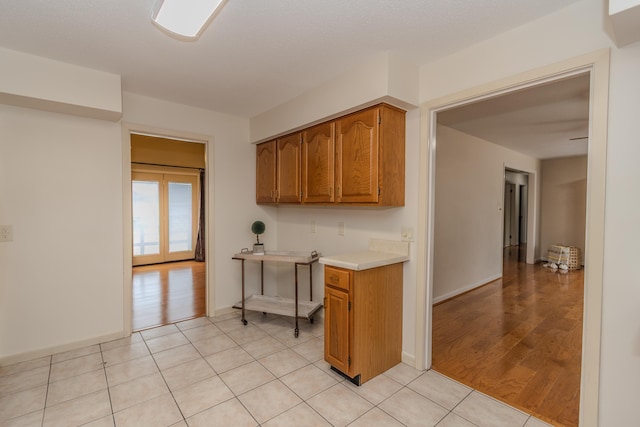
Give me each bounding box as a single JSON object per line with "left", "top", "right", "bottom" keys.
{"left": 251, "top": 220, "right": 265, "bottom": 244}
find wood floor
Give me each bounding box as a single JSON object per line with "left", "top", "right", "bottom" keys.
{"left": 132, "top": 260, "right": 206, "bottom": 331}
{"left": 432, "top": 246, "right": 583, "bottom": 427}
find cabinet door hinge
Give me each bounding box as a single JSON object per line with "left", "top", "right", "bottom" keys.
{"left": 348, "top": 356, "right": 351, "bottom": 366}
{"left": 378, "top": 114, "right": 381, "bottom": 125}
{"left": 348, "top": 301, "right": 351, "bottom": 311}
{"left": 378, "top": 187, "right": 381, "bottom": 196}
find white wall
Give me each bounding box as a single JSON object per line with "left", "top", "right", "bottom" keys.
{"left": 0, "top": 105, "right": 124, "bottom": 359}
{"left": 432, "top": 125, "right": 540, "bottom": 302}
{"left": 419, "top": 0, "right": 611, "bottom": 102}
{"left": 0, "top": 89, "right": 260, "bottom": 361}
{"left": 539, "top": 156, "right": 587, "bottom": 262}
{"left": 0, "top": 47, "right": 121, "bottom": 121}
{"left": 250, "top": 51, "right": 419, "bottom": 143}
{"left": 599, "top": 39, "right": 640, "bottom": 426}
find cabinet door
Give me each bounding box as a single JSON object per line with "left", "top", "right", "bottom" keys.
{"left": 336, "top": 107, "right": 379, "bottom": 203}
{"left": 276, "top": 133, "right": 302, "bottom": 203}
{"left": 256, "top": 141, "right": 277, "bottom": 204}
{"left": 302, "top": 122, "right": 335, "bottom": 203}
{"left": 324, "top": 286, "right": 350, "bottom": 374}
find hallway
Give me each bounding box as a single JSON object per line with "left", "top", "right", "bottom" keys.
{"left": 432, "top": 246, "right": 584, "bottom": 426}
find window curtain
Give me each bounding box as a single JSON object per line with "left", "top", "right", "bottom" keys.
{"left": 194, "top": 169, "right": 206, "bottom": 262}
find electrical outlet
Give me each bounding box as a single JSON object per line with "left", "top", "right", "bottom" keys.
{"left": 311, "top": 220, "right": 316, "bottom": 233}
{"left": 338, "top": 221, "right": 345, "bottom": 236}
{"left": 401, "top": 226, "right": 414, "bottom": 242}
{"left": 0, "top": 225, "right": 13, "bottom": 242}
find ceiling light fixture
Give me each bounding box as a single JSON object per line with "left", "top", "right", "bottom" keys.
{"left": 152, "top": 0, "right": 227, "bottom": 40}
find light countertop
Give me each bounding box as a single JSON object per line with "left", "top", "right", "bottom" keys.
{"left": 319, "top": 239, "right": 410, "bottom": 271}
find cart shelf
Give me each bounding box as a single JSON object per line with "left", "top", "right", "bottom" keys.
{"left": 233, "top": 294, "right": 322, "bottom": 320}
{"left": 232, "top": 250, "right": 321, "bottom": 337}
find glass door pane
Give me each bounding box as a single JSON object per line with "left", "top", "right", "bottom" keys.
{"left": 132, "top": 180, "right": 161, "bottom": 256}
{"left": 168, "top": 182, "right": 193, "bottom": 253}
{"left": 132, "top": 170, "right": 198, "bottom": 265}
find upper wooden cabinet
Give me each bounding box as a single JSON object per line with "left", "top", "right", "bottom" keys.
{"left": 276, "top": 133, "right": 302, "bottom": 203}
{"left": 302, "top": 122, "right": 335, "bottom": 203}
{"left": 336, "top": 107, "right": 379, "bottom": 203}
{"left": 256, "top": 140, "right": 277, "bottom": 204}
{"left": 256, "top": 134, "right": 302, "bottom": 204}
{"left": 257, "top": 103, "right": 405, "bottom": 206}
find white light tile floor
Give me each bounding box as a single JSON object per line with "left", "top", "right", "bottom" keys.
{"left": 0, "top": 312, "right": 554, "bottom": 426}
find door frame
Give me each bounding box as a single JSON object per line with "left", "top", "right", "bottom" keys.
{"left": 122, "top": 123, "right": 213, "bottom": 335}
{"left": 415, "top": 49, "right": 609, "bottom": 427}
{"left": 503, "top": 182, "right": 516, "bottom": 247}
{"left": 502, "top": 168, "right": 532, "bottom": 260}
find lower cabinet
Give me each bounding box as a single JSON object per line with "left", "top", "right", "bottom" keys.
{"left": 323, "top": 263, "right": 403, "bottom": 385}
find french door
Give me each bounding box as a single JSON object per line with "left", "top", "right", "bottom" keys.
{"left": 132, "top": 170, "right": 199, "bottom": 266}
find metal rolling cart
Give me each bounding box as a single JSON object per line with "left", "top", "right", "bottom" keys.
{"left": 232, "top": 249, "right": 321, "bottom": 337}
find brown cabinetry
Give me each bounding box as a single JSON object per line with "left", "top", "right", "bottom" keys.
{"left": 257, "top": 103, "right": 405, "bottom": 206}
{"left": 255, "top": 134, "right": 302, "bottom": 204}
{"left": 302, "top": 122, "right": 335, "bottom": 203}
{"left": 323, "top": 263, "right": 403, "bottom": 385}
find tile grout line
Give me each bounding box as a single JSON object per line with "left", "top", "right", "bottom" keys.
{"left": 40, "top": 355, "right": 52, "bottom": 427}
{"left": 141, "top": 324, "right": 191, "bottom": 424}
{"left": 99, "top": 342, "right": 117, "bottom": 425}
{"left": 438, "top": 387, "right": 478, "bottom": 427}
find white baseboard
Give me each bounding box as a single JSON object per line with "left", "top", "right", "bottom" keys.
{"left": 0, "top": 330, "right": 125, "bottom": 367}
{"left": 432, "top": 273, "right": 502, "bottom": 305}
{"left": 212, "top": 305, "right": 237, "bottom": 317}
{"left": 401, "top": 351, "right": 418, "bottom": 368}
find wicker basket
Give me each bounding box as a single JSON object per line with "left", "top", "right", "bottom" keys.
{"left": 566, "top": 246, "right": 581, "bottom": 269}
{"left": 547, "top": 245, "right": 581, "bottom": 269}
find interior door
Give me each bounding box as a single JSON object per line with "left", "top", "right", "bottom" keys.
{"left": 503, "top": 183, "right": 516, "bottom": 247}
{"left": 132, "top": 171, "right": 198, "bottom": 266}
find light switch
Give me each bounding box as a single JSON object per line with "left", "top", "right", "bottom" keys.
{"left": 0, "top": 225, "right": 13, "bottom": 242}
{"left": 338, "top": 222, "right": 345, "bottom": 236}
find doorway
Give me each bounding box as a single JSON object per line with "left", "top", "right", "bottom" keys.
{"left": 431, "top": 75, "right": 587, "bottom": 425}
{"left": 417, "top": 50, "right": 609, "bottom": 427}
{"left": 504, "top": 169, "right": 530, "bottom": 262}
{"left": 504, "top": 182, "right": 516, "bottom": 247}
{"left": 129, "top": 133, "right": 207, "bottom": 331}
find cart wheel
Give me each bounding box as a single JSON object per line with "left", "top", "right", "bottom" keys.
{"left": 294, "top": 328, "right": 299, "bottom": 338}
{"left": 242, "top": 319, "right": 248, "bottom": 326}
{"left": 309, "top": 317, "right": 314, "bottom": 324}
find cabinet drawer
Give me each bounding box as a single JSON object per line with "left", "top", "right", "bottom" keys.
{"left": 324, "top": 266, "right": 350, "bottom": 291}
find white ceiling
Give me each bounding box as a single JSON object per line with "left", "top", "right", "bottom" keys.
{"left": 0, "top": 0, "right": 583, "bottom": 119}
{"left": 438, "top": 73, "right": 591, "bottom": 159}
